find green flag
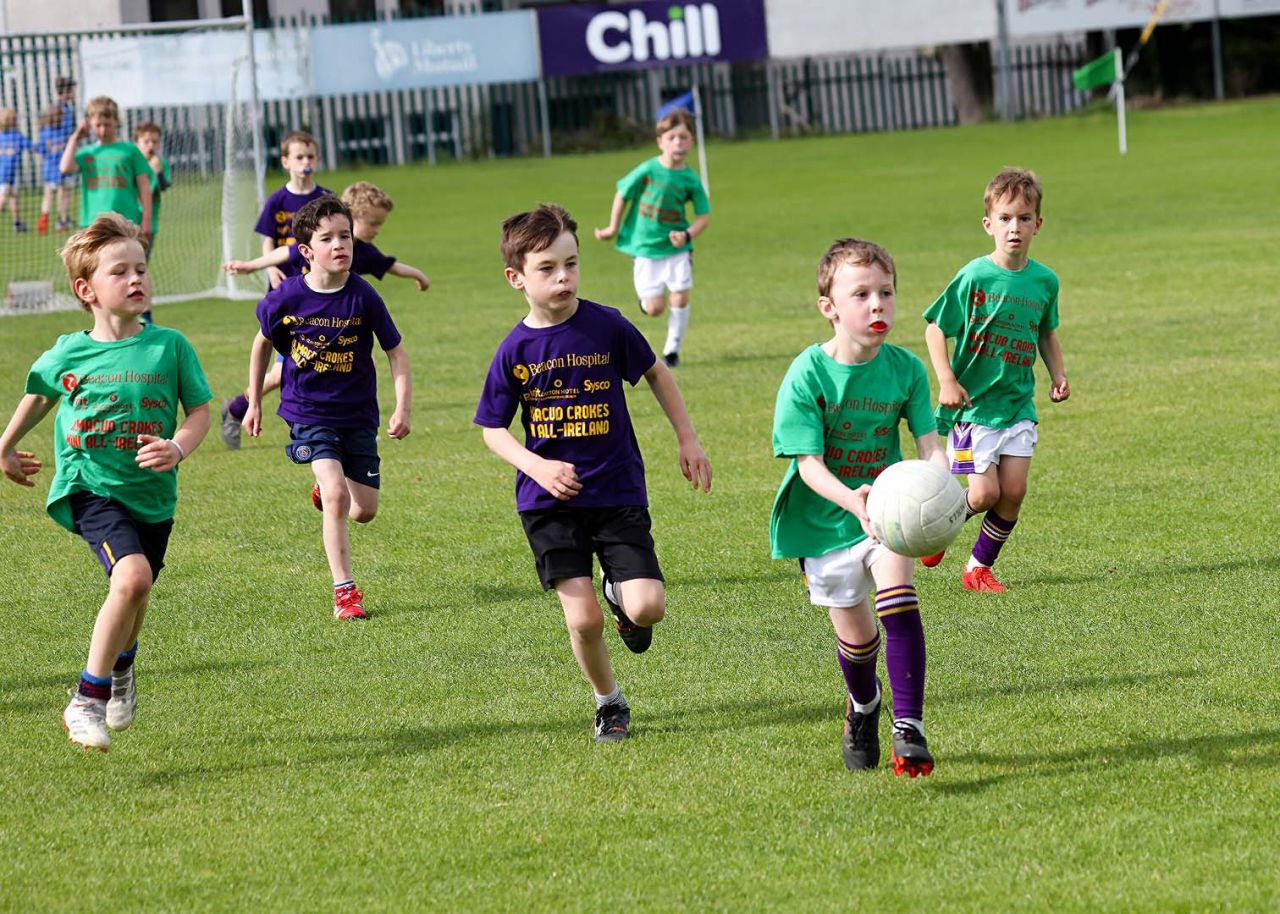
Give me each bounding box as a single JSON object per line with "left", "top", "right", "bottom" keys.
{"left": 1073, "top": 48, "right": 1119, "bottom": 91}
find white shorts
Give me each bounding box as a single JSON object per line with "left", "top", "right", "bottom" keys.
{"left": 801, "top": 538, "right": 892, "bottom": 609}
{"left": 0, "top": 183, "right": 13, "bottom": 195}
{"left": 633, "top": 251, "right": 693, "bottom": 300}
{"left": 947, "top": 419, "right": 1037, "bottom": 475}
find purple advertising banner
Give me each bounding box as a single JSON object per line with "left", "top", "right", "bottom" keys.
{"left": 537, "top": 0, "right": 768, "bottom": 77}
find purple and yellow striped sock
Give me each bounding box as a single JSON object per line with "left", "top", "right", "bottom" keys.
{"left": 971, "top": 510, "right": 1017, "bottom": 567}
{"left": 875, "top": 585, "right": 925, "bottom": 723}
{"left": 836, "top": 630, "right": 881, "bottom": 706}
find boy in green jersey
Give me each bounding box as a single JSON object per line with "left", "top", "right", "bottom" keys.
{"left": 59, "top": 96, "right": 153, "bottom": 239}
{"left": 595, "top": 108, "right": 710, "bottom": 368}
{"left": 770, "top": 239, "right": 948, "bottom": 777}
{"left": 920, "top": 167, "right": 1070, "bottom": 593}
{"left": 0, "top": 214, "right": 211, "bottom": 753}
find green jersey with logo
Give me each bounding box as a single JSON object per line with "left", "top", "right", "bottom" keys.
{"left": 770, "top": 343, "right": 935, "bottom": 560}
{"left": 74, "top": 141, "right": 151, "bottom": 228}
{"left": 923, "top": 256, "right": 1060, "bottom": 434}
{"left": 614, "top": 157, "right": 710, "bottom": 259}
{"left": 25, "top": 324, "right": 212, "bottom": 532}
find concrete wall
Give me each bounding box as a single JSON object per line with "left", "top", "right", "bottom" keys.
{"left": 765, "top": 0, "right": 997, "bottom": 58}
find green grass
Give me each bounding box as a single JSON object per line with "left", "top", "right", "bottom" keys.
{"left": 2, "top": 98, "right": 1279, "bottom": 913}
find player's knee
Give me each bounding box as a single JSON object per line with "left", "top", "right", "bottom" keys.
{"left": 322, "top": 484, "right": 351, "bottom": 516}
{"left": 622, "top": 581, "right": 666, "bottom": 626}
{"left": 566, "top": 611, "right": 605, "bottom": 642}
{"left": 110, "top": 560, "right": 153, "bottom": 605}
{"left": 967, "top": 487, "right": 999, "bottom": 513}
{"left": 349, "top": 502, "right": 377, "bottom": 524}
{"left": 643, "top": 297, "right": 667, "bottom": 316}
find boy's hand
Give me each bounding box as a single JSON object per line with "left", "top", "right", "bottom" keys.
{"left": 266, "top": 266, "right": 285, "bottom": 289}
{"left": 74, "top": 119, "right": 88, "bottom": 138}
{"left": 2, "top": 449, "right": 42, "bottom": 486}
{"left": 593, "top": 226, "right": 616, "bottom": 241}
{"left": 410, "top": 270, "right": 430, "bottom": 292}
{"left": 668, "top": 229, "right": 690, "bottom": 248}
{"left": 938, "top": 378, "right": 972, "bottom": 410}
{"left": 135, "top": 434, "right": 181, "bottom": 472}
{"left": 678, "top": 439, "right": 712, "bottom": 492}
{"left": 388, "top": 409, "right": 411, "bottom": 440}
{"left": 243, "top": 402, "right": 262, "bottom": 438}
{"left": 222, "top": 260, "right": 251, "bottom": 275}
{"left": 846, "top": 484, "right": 875, "bottom": 539}
{"left": 531, "top": 458, "right": 581, "bottom": 501}
{"left": 1050, "top": 376, "right": 1070, "bottom": 402}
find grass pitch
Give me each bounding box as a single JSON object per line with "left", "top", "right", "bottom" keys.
{"left": 2, "top": 97, "right": 1278, "bottom": 913}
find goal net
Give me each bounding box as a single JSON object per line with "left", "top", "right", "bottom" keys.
{"left": 1, "top": 18, "right": 267, "bottom": 316}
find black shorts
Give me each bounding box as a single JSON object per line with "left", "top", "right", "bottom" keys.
{"left": 519, "top": 505, "right": 663, "bottom": 591}
{"left": 285, "top": 423, "right": 381, "bottom": 489}
{"left": 69, "top": 491, "right": 173, "bottom": 581}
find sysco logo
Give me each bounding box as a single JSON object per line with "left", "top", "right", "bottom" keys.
{"left": 585, "top": 4, "right": 722, "bottom": 65}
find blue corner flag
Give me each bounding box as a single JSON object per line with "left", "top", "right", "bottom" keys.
{"left": 656, "top": 90, "right": 696, "bottom": 123}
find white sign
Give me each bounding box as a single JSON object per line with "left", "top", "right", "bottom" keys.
{"left": 766, "top": 0, "right": 996, "bottom": 57}
{"left": 1005, "top": 0, "right": 1280, "bottom": 36}
{"left": 80, "top": 29, "right": 309, "bottom": 108}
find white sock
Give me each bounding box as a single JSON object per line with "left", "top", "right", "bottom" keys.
{"left": 602, "top": 576, "right": 618, "bottom": 608}
{"left": 893, "top": 717, "right": 925, "bottom": 737}
{"left": 664, "top": 305, "right": 690, "bottom": 355}
{"left": 851, "top": 682, "right": 881, "bottom": 715}
{"left": 966, "top": 556, "right": 986, "bottom": 572}
{"left": 594, "top": 685, "right": 625, "bottom": 709}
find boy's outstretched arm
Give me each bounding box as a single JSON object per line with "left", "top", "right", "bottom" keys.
{"left": 243, "top": 332, "right": 274, "bottom": 437}
{"left": 796, "top": 455, "right": 873, "bottom": 538}
{"left": 385, "top": 343, "right": 412, "bottom": 439}
{"left": 135, "top": 175, "right": 153, "bottom": 238}
{"left": 668, "top": 213, "right": 710, "bottom": 249}
{"left": 643, "top": 360, "right": 712, "bottom": 492}
{"left": 593, "top": 192, "right": 627, "bottom": 241}
{"left": 0, "top": 393, "right": 56, "bottom": 486}
{"left": 1038, "top": 328, "right": 1070, "bottom": 402}
{"left": 480, "top": 426, "right": 582, "bottom": 501}
{"left": 223, "top": 246, "right": 290, "bottom": 275}
{"left": 262, "top": 236, "right": 286, "bottom": 290}
{"left": 387, "top": 261, "right": 430, "bottom": 292}
{"left": 136, "top": 402, "right": 211, "bottom": 472}
{"left": 925, "top": 321, "right": 971, "bottom": 410}
{"left": 914, "top": 433, "right": 950, "bottom": 474}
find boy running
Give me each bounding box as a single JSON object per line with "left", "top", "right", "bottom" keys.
{"left": 0, "top": 213, "right": 211, "bottom": 753}
{"left": 920, "top": 167, "right": 1070, "bottom": 592}
{"left": 476, "top": 203, "right": 711, "bottom": 743}
{"left": 771, "top": 238, "right": 944, "bottom": 776}
{"left": 243, "top": 195, "right": 411, "bottom": 621}
{"left": 594, "top": 108, "right": 710, "bottom": 368}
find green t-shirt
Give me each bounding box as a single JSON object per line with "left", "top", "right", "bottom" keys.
{"left": 74, "top": 140, "right": 151, "bottom": 228}
{"left": 25, "top": 324, "right": 212, "bottom": 532}
{"left": 922, "top": 255, "right": 1060, "bottom": 434}
{"left": 614, "top": 157, "right": 710, "bottom": 259}
{"left": 770, "top": 343, "right": 936, "bottom": 560}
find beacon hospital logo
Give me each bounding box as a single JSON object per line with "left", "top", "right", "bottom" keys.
{"left": 585, "top": 3, "right": 723, "bottom": 65}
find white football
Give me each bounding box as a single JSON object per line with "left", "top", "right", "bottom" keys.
{"left": 866, "top": 460, "right": 967, "bottom": 558}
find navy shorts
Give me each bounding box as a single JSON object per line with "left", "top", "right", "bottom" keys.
{"left": 519, "top": 505, "right": 663, "bottom": 591}
{"left": 285, "top": 423, "right": 381, "bottom": 488}
{"left": 68, "top": 491, "right": 173, "bottom": 581}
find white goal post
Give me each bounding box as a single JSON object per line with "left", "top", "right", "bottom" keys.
{"left": 1, "top": 14, "right": 268, "bottom": 316}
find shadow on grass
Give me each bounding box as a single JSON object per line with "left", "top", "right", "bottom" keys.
{"left": 1015, "top": 555, "right": 1280, "bottom": 587}
{"left": 935, "top": 727, "right": 1280, "bottom": 795}
{"left": 930, "top": 668, "right": 1200, "bottom": 706}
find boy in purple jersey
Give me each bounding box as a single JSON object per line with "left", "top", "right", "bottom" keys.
{"left": 770, "top": 239, "right": 946, "bottom": 777}
{"left": 475, "top": 203, "right": 712, "bottom": 743}
{"left": 244, "top": 196, "right": 411, "bottom": 621}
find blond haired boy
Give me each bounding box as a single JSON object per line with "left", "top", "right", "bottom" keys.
{"left": 59, "top": 96, "right": 153, "bottom": 240}
{"left": 0, "top": 213, "right": 211, "bottom": 752}
{"left": 595, "top": 108, "right": 710, "bottom": 368}
{"left": 770, "top": 238, "right": 945, "bottom": 776}
{"left": 920, "top": 167, "right": 1070, "bottom": 591}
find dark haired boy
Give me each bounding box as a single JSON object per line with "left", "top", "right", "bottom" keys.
{"left": 475, "top": 203, "right": 712, "bottom": 743}
{"left": 243, "top": 195, "right": 411, "bottom": 621}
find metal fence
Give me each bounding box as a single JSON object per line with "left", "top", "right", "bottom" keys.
{"left": 0, "top": 21, "right": 1091, "bottom": 180}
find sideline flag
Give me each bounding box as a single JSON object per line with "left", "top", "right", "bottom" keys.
{"left": 1072, "top": 47, "right": 1126, "bottom": 156}
{"left": 656, "top": 86, "right": 710, "bottom": 196}
{"left": 1072, "top": 48, "right": 1120, "bottom": 92}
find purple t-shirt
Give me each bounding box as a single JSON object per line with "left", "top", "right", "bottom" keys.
{"left": 474, "top": 298, "right": 657, "bottom": 512}
{"left": 256, "top": 273, "right": 402, "bottom": 430}
{"left": 254, "top": 184, "right": 332, "bottom": 278}
{"left": 285, "top": 238, "right": 396, "bottom": 280}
